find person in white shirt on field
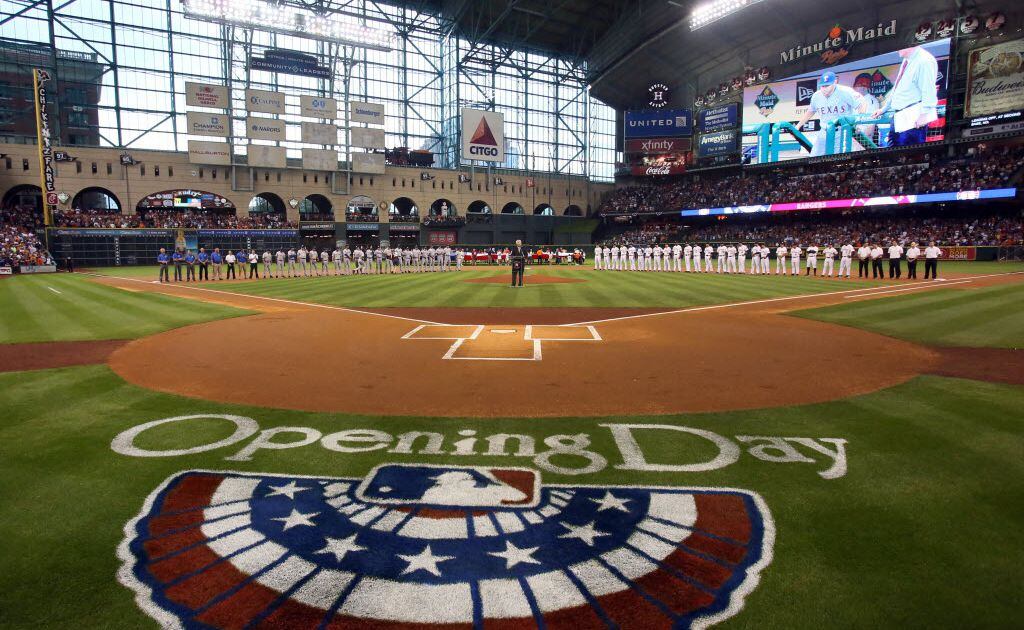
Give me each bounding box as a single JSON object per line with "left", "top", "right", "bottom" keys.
{"left": 804, "top": 244, "right": 819, "bottom": 276}
{"left": 870, "top": 243, "right": 884, "bottom": 279}
{"left": 652, "top": 244, "right": 662, "bottom": 271}
{"left": 760, "top": 244, "right": 771, "bottom": 274}
{"left": 715, "top": 244, "right": 726, "bottom": 273}
{"left": 627, "top": 245, "right": 637, "bottom": 271}
{"left": 924, "top": 241, "right": 942, "bottom": 279}
{"left": 887, "top": 241, "right": 904, "bottom": 279}
{"left": 839, "top": 243, "right": 855, "bottom": 278}
{"left": 736, "top": 243, "right": 748, "bottom": 273}
{"left": 775, "top": 245, "right": 788, "bottom": 275}
{"left": 645, "top": 245, "right": 655, "bottom": 271}
{"left": 905, "top": 242, "right": 921, "bottom": 279}
{"left": 618, "top": 245, "right": 626, "bottom": 270}
{"left": 297, "top": 246, "right": 309, "bottom": 276}
{"left": 790, "top": 245, "right": 802, "bottom": 276}
{"left": 321, "top": 249, "right": 330, "bottom": 275}
{"left": 856, "top": 243, "right": 871, "bottom": 278}
{"left": 308, "top": 248, "right": 319, "bottom": 276}
{"left": 672, "top": 243, "right": 683, "bottom": 272}
{"left": 690, "top": 244, "right": 700, "bottom": 272}
{"left": 609, "top": 244, "right": 619, "bottom": 270}
{"left": 342, "top": 247, "right": 352, "bottom": 275}
{"left": 822, "top": 245, "right": 838, "bottom": 277}
{"left": 683, "top": 244, "right": 693, "bottom": 272}
{"left": 332, "top": 247, "right": 342, "bottom": 275}
{"left": 593, "top": 245, "right": 602, "bottom": 270}
{"left": 727, "top": 244, "right": 738, "bottom": 273}
{"left": 602, "top": 245, "right": 611, "bottom": 270}
{"left": 750, "top": 244, "right": 760, "bottom": 274}
{"left": 704, "top": 244, "right": 714, "bottom": 272}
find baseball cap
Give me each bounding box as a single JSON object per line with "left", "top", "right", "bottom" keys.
{"left": 818, "top": 71, "right": 837, "bottom": 87}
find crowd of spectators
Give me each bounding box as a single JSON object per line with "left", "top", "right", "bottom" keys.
{"left": 602, "top": 208, "right": 1022, "bottom": 248}
{"left": 0, "top": 205, "right": 52, "bottom": 268}
{"left": 598, "top": 144, "right": 1024, "bottom": 216}
{"left": 53, "top": 208, "right": 296, "bottom": 229}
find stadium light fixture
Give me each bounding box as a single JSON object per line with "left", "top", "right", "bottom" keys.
{"left": 182, "top": 0, "right": 394, "bottom": 51}
{"left": 689, "top": 0, "right": 765, "bottom": 31}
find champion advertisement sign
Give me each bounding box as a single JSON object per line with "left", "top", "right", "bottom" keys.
{"left": 624, "top": 109, "right": 692, "bottom": 138}
{"left": 697, "top": 104, "right": 738, "bottom": 133}
{"left": 697, "top": 129, "right": 740, "bottom": 158}
{"left": 461, "top": 108, "right": 505, "bottom": 163}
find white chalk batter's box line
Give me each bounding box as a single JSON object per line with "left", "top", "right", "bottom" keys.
{"left": 401, "top": 324, "right": 602, "bottom": 361}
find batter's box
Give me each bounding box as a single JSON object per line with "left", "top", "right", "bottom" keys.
{"left": 402, "top": 324, "right": 602, "bottom": 361}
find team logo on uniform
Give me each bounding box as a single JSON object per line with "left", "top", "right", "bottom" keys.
{"left": 119, "top": 465, "right": 774, "bottom": 629}
{"left": 755, "top": 86, "right": 780, "bottom": 117}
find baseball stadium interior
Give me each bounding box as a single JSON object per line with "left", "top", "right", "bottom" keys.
{"left": 2, "top": 0, "right": 1023, "bottom": 628}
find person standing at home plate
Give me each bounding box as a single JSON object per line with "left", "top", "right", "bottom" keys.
{"left": 805, "top": 244, "right": 819, "bottom": 276}
{"left": 839, "top": 242, "right": 855, "bottom": 278}
{"left": 790, "top": 244, "right": 802, "bottom": 276}
{"left": 593, "top": 245, "right": 602, "bottom": 270}
{"left": 775, "top": 244, "right": 788, "bottom": 274}
{"left": 822, "top": 244, "right": 837, "bottom": 277}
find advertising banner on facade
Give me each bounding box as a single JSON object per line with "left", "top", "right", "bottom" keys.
{"left": 623, "top": 137, "right": 691, "bottom": 154}
{"left": 697, "top": 129, "right": 740, "bottom": 157}
{"left": 624, "top": 109, "right": 692, "bottom": 138}
{"left": 965, "top": 39, "right": 1024, "bottom": 119}
{"left": 300, "top": 95, "right": 337, "bottom": 119}
{"left": 350, "top": 127, "right": 385, "bottom": 149}
{"left": 32, "top": 69, "right": 55, "bottom": 224}
{"left": 185, "top": 82, "right": 228, "bottom": 109}
{"left": 188, "top": 140, "right": 231, "bottom": 165}
{"left": 302, "top": 148, "right": 338, "bottom": 171}
{"left": 351, "top": 152, "right": 385, "bottom": 174}
{"left": 246, "top": 117, "right": 286, "bottom": 141}
{"left": 461, "top": 108, "right": 505, "bottom": 163}
{"left": 300, "top": 122, "right": 337, "bottom": 145}
{"left": 247, "top": 144, "right": 287, "bottom": 168}
{"left": 250, "top": 50, "right": 330, "bottom": 80}
{"left": 350, "top": 101, "right": 385, "bottom": 125}
{"left": 245, "top": 89, "right": 285, "bottom": 114}
{"left": 186, "top": 112, "right": 230, "bottom": 137}
{"left": 698, "top": 103, "right": 739, "bottom": 133}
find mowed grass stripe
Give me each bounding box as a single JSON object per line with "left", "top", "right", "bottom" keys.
{"left": 0, "top": 275, "right": 253, "bottom": 344}
{"left": 793, "top": 283, "right": 1024, "bottom": 348}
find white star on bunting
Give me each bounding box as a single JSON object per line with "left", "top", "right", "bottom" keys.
{"left": 398, "top": 545, "right": 455, "bottom": 577}
{"left": 266, "top": 481, "right": 309, "bottom": 500}
{"left": 272, "top": 508, "right": 318, "bottom": 531}
{"left": 488, "top": 540, "right": 541, "bottom": 569}
{"left": 558, "top": 520, "right": 610, "bottom": 547}
{"left": 590, "top": 491, "right": 632, "bottom": 513}
{"left": 315, "top": 534, "right": 366, "bottom": 562}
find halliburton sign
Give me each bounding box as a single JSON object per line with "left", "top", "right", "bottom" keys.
{"left": 624, "top": 137, "right": 692, "bottom": 154}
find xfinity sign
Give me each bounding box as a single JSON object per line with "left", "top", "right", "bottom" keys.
{"left": 461, "top": 108, "right": 505, "bottom": 163}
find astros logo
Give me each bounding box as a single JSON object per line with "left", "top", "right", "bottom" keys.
{"left": 119, "top": 464, "right": 774, "bottom": 628}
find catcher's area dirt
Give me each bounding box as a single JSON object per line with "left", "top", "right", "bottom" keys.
{"left": 84, "top": 270, "right": 1022, "bottom": 418}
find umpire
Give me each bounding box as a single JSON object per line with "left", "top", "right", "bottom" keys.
{"left": 510, "top": 239, "right": 526, "bottom": 287}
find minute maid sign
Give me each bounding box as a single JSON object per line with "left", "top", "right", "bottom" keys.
{"left": 780, "top": 20, "right": 897, "bottom": 65}
{"left": 461, "top": 108, "right": 505, "bottom": 163}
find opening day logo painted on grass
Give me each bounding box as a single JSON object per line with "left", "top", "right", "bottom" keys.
{"left": 119, "top": 466, "right": 775, "bottom": 629}
{"left": 111, "top": 416, "right": 849, "bottom": 480}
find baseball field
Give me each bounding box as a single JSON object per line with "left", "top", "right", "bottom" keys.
{"left": 1, "top": 262, "right": 1022, "bottom": 629}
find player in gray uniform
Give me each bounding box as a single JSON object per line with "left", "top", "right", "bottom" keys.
{"left": 297, "top": 246, "right": 308, "bottom": 276}
{"left": 374, "top": 247, "right": 384, "bottom": 274}
{"left": 402, "top": 247, "right": 412, "bottom": 272}
{"left": 342, "top": 247, "right": 352, "bottom": 275}
{"left": 310, "top": 248, "right": 321, "bottom": 276}
{"left": 332, "top": 247, "right": 342, "bottom": 275}
{"left": 286, "top": 248, "right": 297, "bottom": 277}
{"left": 352, "top": 247, "right": 364, "bottom": 274}
{"left": 261, "top": 250, "right": 272, "bottom": 278}
{"left": 275, "top": 249, "right": 285, "bottom": 277}
{"left": 320, "top": 249, "right": 330, "bottom": 275}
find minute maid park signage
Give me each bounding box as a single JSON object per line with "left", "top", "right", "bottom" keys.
{"left": 780, "top": 19, "right": 897, "bottom": 65}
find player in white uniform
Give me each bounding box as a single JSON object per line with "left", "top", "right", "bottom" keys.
{"left": 822, "top": 245, "right": 838, "bottom": 277}
{"left": 736, "top": 243, "right": 748, "bottom": 273}
{"left": 790, "top": 245, "right": 802, "bottom": 275}
{"left": 716, "top": 244, "right": 727, "bottom": 273}
{"left": 342, "top": 247, "right": 352, "bottom": 275}
{"left": 775, "top": 245, "right": 788, "bottom": 275}
{"left": 604, "top": 246, "right": 613, "bottom": 270}
{"left": 652, "top": 245, "right": 662, "bottom": 271}
{"left": 704, "top": 244, "right": 713, "bottom": 272}
{"left": 308, "top": 248, "right": 319, "bottom": 276}
{"left": 617, "top": 245, "right": 626, "bottom": 270}
{"left": 331, "top": 247, "right": 342, "bottom": 275}
{"left": 275, "top": 249, "right": 285, "bottom": 277}
{"left": 320, "top": 249, "right": 330, "bottom": 275}
{"left": 761, "top": 244, "right": 772, "bottom": 274}
{"left": 672, "top": 244, "right": 683, "bottom": 272}
{"left": 691, "top": 244, "right": 701, "bottom": 272}
{"left": 297, "top": 247, "right": 309, "bottom": 276}
{"left": 795, "top": 71, "right": 868, "bottom": 157}
{"left": 750, "top": 244, "right": 760, "bottom": 274}
{"left": 838, "top": 243, "right": 854, "bottom": 278}
{"left": 352, "top": 247, "right": 364, "bottom": 274}
{"left": 593, "top": 245, "right": 602, "bottom": 270}
{"left": 805, "top": 245, "right": 819, "bottom": 275}
{"left": 610, "top": 245, "right": 620, "bottom": 271}
{"left": 683, "top": 244, "right": 692, "bottom": 272}
{"left": 727, "top": 244, "right": 737, "bottom": 273}
{"left": 286, "top": 248, "right": 297, "bottom": 277}
{"left": 627, "top": 245, "right": 636, "bottom": 271}
{"left": 262, "top": 250, "right": 272, "bottom": 278}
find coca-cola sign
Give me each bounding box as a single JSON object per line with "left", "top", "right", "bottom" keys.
{"left": 624, "top": 137, "right": 692, "bottom": 154}
{"left": 631, "top": 163, "right": 686, "bottom": 176}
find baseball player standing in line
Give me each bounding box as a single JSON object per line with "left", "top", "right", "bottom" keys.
{"left": 211, "top": 248, "right": 222, "bottom": 280}
{"left": 683, "top": 243, "right": 692, "bottom": 272}
{"left": 839, "top": 242, "right": 854, "bottom": 278}
{"left": 332, "top": 247, "right": 342, "bottom": 275}
{"left": 402, "top": 247, "right": 412, "bottom": 272}
{"left": 776, "top": 244, "right": 788, "bottom": 274}
{"left": 604, "top": 245, "right": 613, "bottom": 270}
{"left": 297, "top": 246, "right": 308, "bottom": 276}
{"left": 310, "top": 247, "right": 321, "bottom": 276}
{"left": 672, "top": 243, "right": 683, "bottom": 272}
{"left": 790, "top": 245, "right": 802, "bottom": 275}
{"left": 593, "top": 245, "right": 602, "bottom": 270}
{"left": 275, "top": 249, "right": 285, "bottom": 277}
{"left": 737, "top": 243, "right": 748, "bottom": 273}
{"left": 321, "top": 248, "right": 330, "bottom": 275}
{"left": 262, "top": 250, "right": 272, "bottom": 278}
{"left": 627, "top": 245, "right": 636, "bottom": 271}
{"left": 287, "top": 248, "right": 297, "bottom": 277}
{"left": 375, "top": 246, "right": 384, "bottom": 274}
{"left": 343, "top": 246, "right": 353, "bottom": 275}
{"left": 611, "top": 245, "right": 620, "bottom": 271}
{"left": 661, "top": 245, "right": 670, "bottom": 271}
{"left": 750, "top": 244, "right": 760, "bottom": 274}
{"left": 924, "top": 242, "right": 942, "bottom": 279}
{"left": 691, "top": 244, "right": 701, "bottom": 272}
{"left": 652, "top": 244, "right": 662, "bottom": 272}
{"left": 856, "top": 243, "right": 870, "bottom": 277}
{"left": 716, "top": 244, "right": 727, "bottom": 273}
{"left": 762, "top": 244, "right": 772, "bottom": 274}
{"left": 704, "top": 244, "right": 714, "bottom": 272}
{"left": 727, "top": 243, "right": 737, "bottom": 273}
{"left": 618, "top": 245, "right": 626, "bottom": 270}
{"left": 822, "top": 244, "right": 838, "bottom": 276}
{"left": 805, "top": 244, "right": 819, "bottom": 275}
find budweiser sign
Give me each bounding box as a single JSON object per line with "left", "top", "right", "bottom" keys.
{"left": 624, "top": 137, "right": 692, "bottom": 154}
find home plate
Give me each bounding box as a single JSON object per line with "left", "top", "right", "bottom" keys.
{"left": 491, "top": 329, "right": 517, "bottom": 334}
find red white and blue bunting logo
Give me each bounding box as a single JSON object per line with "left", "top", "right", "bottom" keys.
{"left": 119, "top": 465, "right": 774, "bottom": 628}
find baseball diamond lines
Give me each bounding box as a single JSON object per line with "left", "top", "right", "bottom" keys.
{"left": 402, "top": 324, "right": 603, "bottom": 361}
{"left": 119, "top": 465, "right": 774, "bottom": 629}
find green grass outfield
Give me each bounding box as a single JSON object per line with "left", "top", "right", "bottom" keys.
{"left": 85, "top": 261, "right": 1023, "bottom": 309}
{"left": 0, "top": 273, "right": 251, "bottom": 344}
{"left": 0, "top": 365, "right": 1020, "bottom": 628}
{"left": 794, "top": 282, "right": 1024, "bottom": 348}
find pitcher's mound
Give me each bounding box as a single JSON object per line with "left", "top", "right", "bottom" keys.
{"left": 465, "top": 274, "right": 585, "bottom": 285}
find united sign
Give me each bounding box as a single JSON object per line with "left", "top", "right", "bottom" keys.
{"left": 120, "top": 465, "right": 773, "bottom": 629}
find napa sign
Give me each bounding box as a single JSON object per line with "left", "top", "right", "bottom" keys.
{"left": 780, "top": 19, "right": 897, "bottom": 65}
{"left": 111, "top": 415, "right": 849, "bottom": 479}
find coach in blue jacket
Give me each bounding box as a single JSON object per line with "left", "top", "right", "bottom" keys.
{"left": 171, "top": 248, "right": 184, "bottom": 282}
{"left": 157, "top": 248, "right": 170, "bottom": 283}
